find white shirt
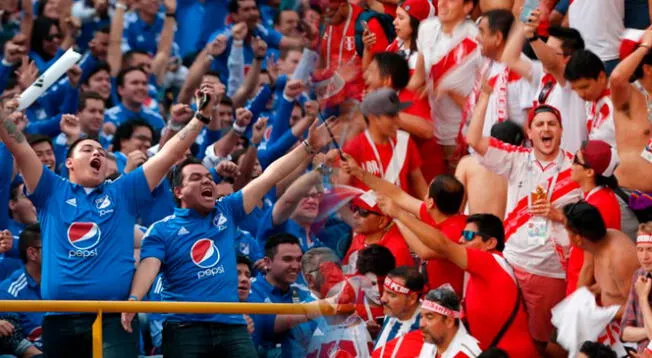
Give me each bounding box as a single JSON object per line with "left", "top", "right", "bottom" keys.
{"left": 479, "top": 139, "right": 583, "bottom": 278}
{"left": 417, "top": 18, "right": 481, "bottom": 146}
{"left": 529, "top": 61, "right": 588, "bottom": 153}
{"left": 418, "top": 324, "right": 482, "bottom": 358}
{"left": 308, "top": 315, "right": 372, "bottom": 358}
{"left": 568, "top": 0, "right": 624, "bottom": 61}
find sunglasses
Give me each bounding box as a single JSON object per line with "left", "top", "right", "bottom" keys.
{"left": 572, "top": 154, "right": 591, "bottom": 169}
{"left": 461, "top": 230, "right": 490, "bottom": 242}
{"left": 350, "top": 205, "right": 381, "bottom": 218}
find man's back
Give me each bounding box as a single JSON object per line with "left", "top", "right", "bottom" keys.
{"left": 455, "top": 155, "right": 507, "bottom": 220}
{"left": 594, "top": 229, "right": 640, "bottom": 308}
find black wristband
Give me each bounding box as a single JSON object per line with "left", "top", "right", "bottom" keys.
{"left": 165, "top": 12, "right": 175, "bottom": 18}
{"left": 255, "top": 56, "right": 265, "bottom": 61}
{"left": 195, "top": 112, "right": 211, "bottom": 125}
{"left": 527, "top": 34, "right": 539, "bottom": 42}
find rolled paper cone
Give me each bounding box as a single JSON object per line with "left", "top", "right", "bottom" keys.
{"left": 18, "top": 48, "right": 82, "bottom": 110}
{"left": 292, "top": 48, "right": 318, "bottom": 83}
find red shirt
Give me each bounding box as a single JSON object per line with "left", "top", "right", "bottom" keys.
{"left": 566, "top": 187, "right": 622, "bottom": 295}
{"left": 465, "top": 248, "right": 538, "bottom": 356}
{"left": 343, "top": 225, "right": 415, "bottom": 270}
{"left": 419, "top": 203, "right": 466, "bottom": 296}
{"left": 343, "top": 132, "right": 422, "bottom": 195}
{"left": 371, "top": 330, "right": 424, "bottom": 358}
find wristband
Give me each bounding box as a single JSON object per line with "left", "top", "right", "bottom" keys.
{"left": 165, "top": 12, "right": 175, "bottom": 18}
{"left": 233, "top": 122, "right": 247, "bottom": 135}
{"left": 1, "top": 59, "right": 16, "bottom": 67}
{"left": 302, "top": 140, "right": 317, "bottom": 155}
{"left": 527, "top": 34, "right": 539, "bottom": 42}
{"left": 206, "top": 54, "right": 215, "bottom": 62}
{"left": 128, "top": 295, "right": 138, "bottom": 301}
{"left": 195, "top": 112, "right": 211, "bottom": 125}
{"left": 167, "top": 120, "right": 184, "bottom": 132}
{"left": 255, "top": 56, "right": 266, "bottom": 61}
{"left": 116, "top": 2, "right": 127, "bottom": 10}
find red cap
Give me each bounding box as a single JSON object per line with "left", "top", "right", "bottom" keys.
{"left": 400, "top": 0, "right": 434, "bottom": 21}
{"left": 527, "top": 104, "right": 562, "bottom": 128}
{"left": 580, "top": 140, "right": 619, "bottom": 177}
{"left": 351, "top": 197, "right": 383, "bottom": 215}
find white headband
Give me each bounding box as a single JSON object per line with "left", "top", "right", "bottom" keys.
{"left": 421, "top": 300, "right": 462, "bottom": 318}
{"left": 384, "top": 277, "right": 411, "bottom": 295}
{"left": 638, "top": 234, "right": 652, "bottom": 245}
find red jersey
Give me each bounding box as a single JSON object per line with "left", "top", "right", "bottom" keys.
{"left": 464, "top": 248, "right": 538, "bottom": 356}
{"left": 343, "top": 225, "right": 415, "bottom": 270}
{"left": 372, "top": 330, "right": 425, "bottom": 358}
{"left": 419, "top": 203, "right": 466, "bottom": 296}
{"left": 343, "top": 131, "right": 422, "bottom": 195}
{"left": 566, "top": 186, "right": 622, "bottom": 295}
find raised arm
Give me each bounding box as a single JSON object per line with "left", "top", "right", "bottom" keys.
{"left": 464, "top": 82, "right": 492, "bottom": 156}
{"left": 394, "top": 220, "right": 444, "bottom": 260}
{"left": 150, "top": 0, "right": 177, "bottom": 86}
{"left": 525, "top": 9, "right": 566, "bottom": 83}
{"left": 378, "top": 195, "right": 468, "bottom": 269}
{"left": 341, "top": 154, "right": 422, "bottom": 215}
{"left": 107, "top": 1, "right": 127, "bottom": 77}
{"left": 0, "top": 102, "right": 42, "bottom": 193}
{"left": 610, "top": 28, "right": 652, "bottom": 110}
{"left": 241, "top": 119, "right": 336, "bottom": 214}
{"left": 177, "top": 36, "right": 227, "bottom": 104}
{"left": 142, "top": 90, "right": 218, "bottom": 191}
{"left": 501, "top": 20, "right": 533, "bottom": 81}
{"left": 272, "top": 170, "right": 322, "bottom": 225}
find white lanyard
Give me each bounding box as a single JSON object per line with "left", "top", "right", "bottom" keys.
{"left": 364, "top": 130, "right": 395, "bottom": 178}
{"left": 379, "top": 327, "right": 405, "bottom": 358}
{"left": 326, "top": 4, "right": 353, "bottom": 69}
{"left": 525, "top": 152, "right": 563, "bottom": 209}
{"left": 584, "top": 186, "right": 603, "bottom": 201}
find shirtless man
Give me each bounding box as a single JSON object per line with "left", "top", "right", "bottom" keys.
{"left": 455, "top": 120, "right": 524, "bottom": 219}
{"left": 564, "top": 200, "right": 640, "bottom": 318}
{"left": 608, "top": 28, "right": 652, "bottom": 197}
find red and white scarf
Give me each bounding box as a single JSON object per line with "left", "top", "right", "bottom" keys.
{"left": 587, "top": 89, "right": 612, "bottom": 136}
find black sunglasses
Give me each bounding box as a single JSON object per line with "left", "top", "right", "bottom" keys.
{"left": 45, "top": 33, "right": 63, "bottom": 41}
{"left": 572, "top": 154, "right": 591, "bottom": 169}
{"left": 350, "top": 205, "right": 381, "bottom": 218}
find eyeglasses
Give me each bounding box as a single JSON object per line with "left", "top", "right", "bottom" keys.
{"left": 572, "top": 154, "right": 591, "bottom": 169}
{"left": 350, "top": 205, "right": 381, "bottom": 218}
{"left": 461, "top": 230, "right": 490, "bottom": 242}
{"left": 305, "top": 192, "right": 322, "bottom": 200}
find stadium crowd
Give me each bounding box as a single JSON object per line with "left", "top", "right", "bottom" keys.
{"left": 0, "top": 0, "right": 651, "bottom": 357}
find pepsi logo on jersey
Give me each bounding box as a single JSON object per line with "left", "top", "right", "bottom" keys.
{"left": 190, "top": 238, "right": 224, "bottom": 279}
{"left": 67, "top": 222, "right": 101, "bottom": 258}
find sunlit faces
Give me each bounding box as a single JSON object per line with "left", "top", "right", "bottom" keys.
{"left": 66, "top": 139, "right": 107, "bottom": 187}
{"left": 393, "top": 7, "right": 413, "bottom": 41}
{"left": 118, "top": 69, "right": 149, "bottom": 106}
{"left": 267, "top": 243, "right": 303, "bottom": 286}
{"left": 174, "top": 163, "right": 218, "bottom": 212}
{"left": 32, "top": 141, "right": 56, "bottom": 171}
{"left": 527, "top": 112, "right": 562, "bottom": 159}
{"left": 84, "top": 69, "right": 112, "bottom": 100}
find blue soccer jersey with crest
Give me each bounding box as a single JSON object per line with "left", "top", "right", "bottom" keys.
{"left": 27, "top": 166, "right": 153, "bottom": 304}
{"left": 140, "top": 191, "right": 247, "bottom": 325}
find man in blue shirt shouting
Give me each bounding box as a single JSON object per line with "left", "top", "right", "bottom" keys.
{"left": 120, "top": 118, "right": 336, "bottom": 356}
{"left": 0, "top": 89, "right": 220, "bottom": 357}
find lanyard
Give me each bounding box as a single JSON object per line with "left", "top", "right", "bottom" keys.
{"left": 325, "top": 4, "right": 353, "bottom": 69}
{"left": 364, "top": 130, "right": 395, "bottom": 178}
{"left": 525, "top": 151, "right": 563, "bottom": 209}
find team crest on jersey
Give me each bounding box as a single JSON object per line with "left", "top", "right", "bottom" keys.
{"left": 95, "top": 194, "right": 114, "bottom": 216}
{"left": 27, "top": 327, "right": 42, "bottom": 342}
{"left": 263, "top": 126, "right": 273, "bottom": 142}
{"left": 344, "top": 36, "right": 355, "bottom": 51}
{"left": 213, "top": 213, "right": 228, "bottom": 231}
{"left": 190, "top": 238, "right": 221, "bottom": 268}
{"left": 239, "top": 242, "right": 250, "bottom": 255}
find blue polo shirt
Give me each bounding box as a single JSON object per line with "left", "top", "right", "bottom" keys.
{"left": 248, "top": 276, "right": 317, "bottom": 357}
{"left": 234, "top": 228, "right": 263, "bottom": 263}
{"left": 140, "top": 191, "right": 247, "bottom": 325}
{"left": 27, "top": 166, "right": 154, "bottom": 303}
{"left": 0, "top": 268, "right": 43, "bottom": 347}
{"left": 105, "top": 103, "right": 165, "bottom": 133}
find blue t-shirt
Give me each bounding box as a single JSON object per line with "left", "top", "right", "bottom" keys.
{"left": 105, "top": 103, "right": 165, "bottom": 133}
{"left": 122, "top": 11, "right": 165, "bottom": 55}
{"left": 140, "top": 191, "right": 247, "bottom": 325}
{"left": 234, "top": 228, "right": 263, "bottom": 263}
{"left": 27, "top": 166, "right": 154, "bottom": 302}
{"left": 0, "top": 268, "right": 43, "bottom": 347}
{"left": 138, "top": 180, "right": 176, "bottom": 228}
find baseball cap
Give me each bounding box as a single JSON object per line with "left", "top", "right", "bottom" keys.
{"left": 400, "top": 0, "right": 436, "bottom": 21}
{"left": 360, "top": 88, "right": 411, "bottom": 117}
{"left": 527, "top": 104, "right": 562, "bottom": 128}
{"left": 351, "top": 197, "right": 383, "bottom": 215}
{"left": 580, "top": 140, "right": 619, "bottom": 177}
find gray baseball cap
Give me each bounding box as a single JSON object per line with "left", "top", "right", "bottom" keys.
{"left": 360, "top": 88, "right": 411, "bottom": 117}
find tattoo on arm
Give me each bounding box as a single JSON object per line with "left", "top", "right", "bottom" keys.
{"left": 3, "top": 119, "right": 25, "bottom": 143}
{"left": 177, "top": 121, "right": 200, "bottom": 140}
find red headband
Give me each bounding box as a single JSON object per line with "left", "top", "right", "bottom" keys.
{"left": 637, "top": 233, "right": 652, "bottom": 245}
{"left": 421, "top": 299, "right": 462, "bottom": 318}
{"left": 383, "top": 277, "right": 412, "bottom": 295}
{"left": 527, "top": 104, "right": 563, "bottom": 128}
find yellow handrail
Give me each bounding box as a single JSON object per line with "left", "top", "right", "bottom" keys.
{"left": 0, "top": 300, "right": 341, "bottom": 358}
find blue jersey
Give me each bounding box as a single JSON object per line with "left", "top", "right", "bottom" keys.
{"left": 140, "top": 191, "right": 247, "bottom": 325}
{"left": 0, "top": 143, "right": 13, "bottom": 231}
{"left": 0, "top": 268, "right": 43, "bottom": 347}
{"left": 121, "top": 11, "right": 165, "bottom": 55}
{"left": 138, "top": 180, "right": 176, "bottom": 228}
{"left": 256, "top": 204, "right": 323, "bottom": 253}
{"left": 27, "top": 166, "right": 154, "bottom": 303}
{"left": 248, "top": 276, "right": 316, "bottom": 357}
{"left": 234, "top": 229, "right": 263, "bottom": 263}
{"left": 105, "top": 103, "right": 165, "bottom": 134}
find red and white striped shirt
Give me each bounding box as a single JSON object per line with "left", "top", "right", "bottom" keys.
{"left": 586, "top": 89, "right": 617, "bottom": 147}
{"left": 478, "top": 138, "right": 582, "bottom": 278}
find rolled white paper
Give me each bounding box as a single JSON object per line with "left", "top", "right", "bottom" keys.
{"left": 18, "top": 48, "right": 82, "bottom": 110}
{"left": 292, "top": 48, "right": 318, "bottom": 83}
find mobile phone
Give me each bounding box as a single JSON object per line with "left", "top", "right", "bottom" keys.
{"left": 198, "top": 91, "right": 210, "bottom": 110}
{"left": 519, "top": 0, "right": 539, "bottom": 23}
{"left": 361, "top": 20, "right": 370, "bottom": 33}
{"left": 375, "top": 316, "right": 385, "bottom": 326}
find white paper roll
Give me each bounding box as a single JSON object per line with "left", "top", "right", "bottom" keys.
{"left": 18, "top": 48, "right": 82, "bottom": 110}
{"left": 292, "top": 48, "right": 318, "bottom": 83}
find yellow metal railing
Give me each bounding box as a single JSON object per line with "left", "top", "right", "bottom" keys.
{"left": 0, "top": 300, "right": 338, "bottom": 358}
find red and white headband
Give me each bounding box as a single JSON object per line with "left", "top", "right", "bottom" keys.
{"left": 421, "top": 299, "right": 462, "bottom": 318}
{"left": 638, "top": 233, "right": 652, "bottom": 245}
{"left": 384, "top": 276, "right": 412, "bottom": 295}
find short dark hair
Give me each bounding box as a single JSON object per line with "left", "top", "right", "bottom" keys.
{"left": 19, "top": 223, "right": 41, "bottom": 264}
{"left": 490, "top": 120, "right": 525, "bottom": 146}
{"left": 168, "top": 157, "right": 204, "bottom": 206}
{"left": 111, "top": 119, "right": 153, "bottom": 152}
{"left": 482, "top": 9, "right": 514, "bottom": 40}
{"left": 564, "top": 50, "right": 605, "bottom": 82}
{"left": 466, "top": 214, "right": 505, "bottom": 252}
{"left": 237, "top": 254, "right": 253, "bottom": 273}
{"left": 27, "top": 134, "right": 53, "bottom": 150}
{"left": 387, "top": 266, "right": 426, "bottom": 294}
{"left": 95, "top": 24, "right": 110, "bottom": 35}
{"left": 228, "top": 0, "right": 251, "bottom": 14}
{"left": 428, "top": 175, "right": 464, "bottom": 215}
{"left": 578, "top": 341, "right": 617, "bottom": 358}
{"left": 66, "top": 136, "right": 102, "bottom": 159}
{"left": 79, "top": 91, "right": 105, "bottom": 112}
{"left": 220, "top": 96, "right": 234, "bottom": 107}
{"left": 356, "top": 244, "right": 396, "bottom": 276}
{"left": 123, "top": 50, "right": 150, "bottom": 66}
{"left": 83, "top": 61, "right": 111, "bottom": 87}
{"left": 273, "top": 9, "right": 297, "bottom": 26}
{"left": 280, "top": 46, "right": 303, "bottom": 60}
{"left": 423, "top": 286, "right": 460, "bottom": 324}
{"left": 372, "top": 52, "right": 410, "bottom": 90}
{"left": 564, "top": 201, "right": 607, "bottom": 242}
{"left": 264, "top": 233, "right": 301, "bottom": 260}
{"left": 477, "top": 348, "right": 509, "bottom": 358}
{"left": 548, "top": 26, "right": 585, "bottom": 56}
{"left": 116, "top": 66, "right": 148, "bottom": 88}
